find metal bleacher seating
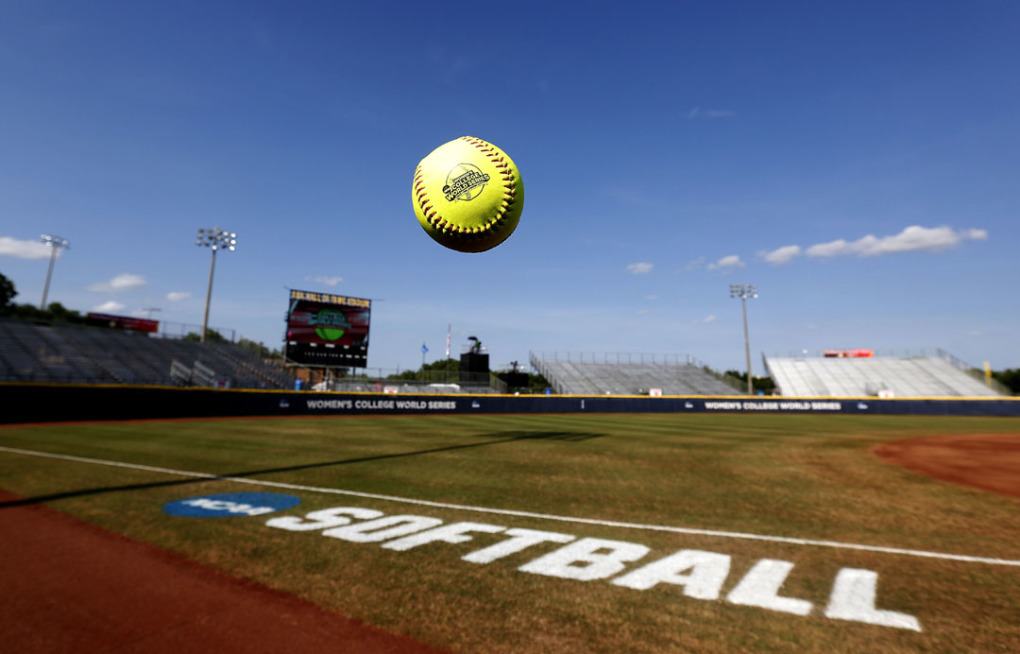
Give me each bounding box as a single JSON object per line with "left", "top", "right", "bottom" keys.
{"left": 0, "top": 318, "right": 293, "bottom": 389}
{"left": 763, "top": 352, "right": 1006, "bottom": 398}
{"left": 530, "top": 352, "right": 745, "bottom": 396}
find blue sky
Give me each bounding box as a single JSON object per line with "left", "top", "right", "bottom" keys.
{"left": 2, "top": 1, "right": 1017, "bottom": 374}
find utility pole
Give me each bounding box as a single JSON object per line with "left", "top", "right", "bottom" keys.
{"left": 195, "top": 227, "right": 237, "bottom": 343}
{"left": 39, "top": 235, "right": 70, "bottom": 310}
{"left": 730, "top": 283, "right": 758, "bottom": 394}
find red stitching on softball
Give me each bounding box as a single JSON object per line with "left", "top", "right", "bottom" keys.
{"left": 416, "top": 137, "right": 519, "bottom": 240}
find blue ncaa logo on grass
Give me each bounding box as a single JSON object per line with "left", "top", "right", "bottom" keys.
{"left": 163, "top": 492, "right": 301, "bottom": 518}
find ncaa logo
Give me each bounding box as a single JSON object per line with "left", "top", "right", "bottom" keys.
{"left": 164, "top": 492, "right": 301, "bottom": 518}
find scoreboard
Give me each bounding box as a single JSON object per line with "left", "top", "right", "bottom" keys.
{"left": 284, "top": 290, "right": 371, "bottom": 368}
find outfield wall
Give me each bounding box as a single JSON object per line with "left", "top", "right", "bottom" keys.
{"left": 2, "top": 383, "right": 1019, "bottom": 424}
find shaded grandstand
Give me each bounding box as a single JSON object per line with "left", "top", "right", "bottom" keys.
{"left": 763, "top": 350, "right": 1008, "bottom": 397}
{"left": 530, "top": 351, "right": 745, "bottom": 396}
{"left": 0, "top": 318, "right": 293, "bottom": 389}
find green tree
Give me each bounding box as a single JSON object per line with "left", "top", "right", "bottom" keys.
{"left": 0, "top": 272, "right": 15, "bottom": 309}
{"left": 495, "top": 362, "right": 550, "bottom": 393}
{"left": 45, "top": 302, "right": 85, "bottom": 323}
{"left": 238, "top": 337, "right": 282, "bottom": 358}
{"left": 387, "top": 358, "right": 460, "bottom": 383}
{"left": 3, "top": 300, "right": 85, "bottom": 323}
{"left": 992, "top": 369, "right": 1020, "bottom": 394}
{"left": 725, "top": 370, "right": 776, "bottom": 395}
{"left": 184, "top": 328, "right": 229, "bottom": 343}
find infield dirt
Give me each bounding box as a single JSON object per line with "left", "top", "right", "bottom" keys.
{"left": 873, "top": 433, "right": 1020, "bottom": 498}
{"left": 0, "top": 489, "right": 446, "bottom": 654}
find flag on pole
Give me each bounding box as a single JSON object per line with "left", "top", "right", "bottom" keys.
{"left": 422, "top": 343, "right": 429, "bottom": 354}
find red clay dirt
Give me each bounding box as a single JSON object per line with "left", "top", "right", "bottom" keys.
{"left": 0, "top": 490, "right": 447, "bottom": 654}
{"left": 873, "top": 433, "right": 1020, "bottom": 499}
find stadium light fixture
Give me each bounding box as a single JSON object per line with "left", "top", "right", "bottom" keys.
{"left": 39, "top": 234, "right": 71, "bottom": 310}
{"left": 730, "top": 283, "right": 758, "bottom": 394}
{"left": 195, "top": 227, "right": 238, "bottom": 343}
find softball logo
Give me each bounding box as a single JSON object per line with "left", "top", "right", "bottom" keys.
{"left": 443, "top": 164, "right": 491, "bottom": 202}
{"left": 310, "top": 309, "right": 351, "bottom": 341}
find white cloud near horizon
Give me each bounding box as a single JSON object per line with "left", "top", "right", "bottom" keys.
{"left": 166, "top": 291, "right": 191, "bottom": 302}
{"left": 806, "top": 225, "right": 987, "bottom": 258}
{"left": 759, "top": 225, "right": 986, "bottom": 265}
{"left": 707, "top": 255, "right": 745, "bottom": 270}
{"left": 92, "top": 300, "right": 126, "bottom": 312}
{"left": 0, "top": 237, "right": 52, "bottom": 260}
{"left": 626, "top": 262, "right": 654, "bottom": 274}
{"left": 87, "top": 274, "right": 147, "bottom": 292}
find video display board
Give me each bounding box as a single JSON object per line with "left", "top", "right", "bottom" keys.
{"left": 86, "top": 312, "right": 159, "bottom": 334}
{"left": 823, "top": 349, "right": 874, "bottom": 358}
{"left": 285, "top": 290, "right": 371, "bottom": 367}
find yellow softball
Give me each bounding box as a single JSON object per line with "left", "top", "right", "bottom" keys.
{"left": 412, "top": 136, "right": 524, "bottom": 253}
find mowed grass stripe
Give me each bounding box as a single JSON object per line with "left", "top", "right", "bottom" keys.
{"left": 2, "top": 435, "right": 1017, "bottom": 568}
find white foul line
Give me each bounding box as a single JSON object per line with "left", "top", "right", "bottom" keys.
{"left": 2, "top": 444, "right": 1018, "bottom": 568}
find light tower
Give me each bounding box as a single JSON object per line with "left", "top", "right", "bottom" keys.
{"left": 39, "top": 234, "right": 71, "bottom": 310}
{"left": 195, "top": 227, "right": 237, "bottom": 343}
{"left": 730, "top": 283, "right": 758, "bottom": 394}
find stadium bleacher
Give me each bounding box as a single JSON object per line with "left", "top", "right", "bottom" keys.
{"left": 0, "top": 318, "right": 293, "bottom": 389}
{"left": 530, "top": 352, "right": 745, "bottom": 396}
{"left": 763, "top": 352, "right": 1006, "bottom": 397}
{"left": 2, "top": 318, "right": 1009, "bottom": 399}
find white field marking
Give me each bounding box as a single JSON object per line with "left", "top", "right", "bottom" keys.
{"left": 2, "top": 444, "right": 1019, "bottom": 568}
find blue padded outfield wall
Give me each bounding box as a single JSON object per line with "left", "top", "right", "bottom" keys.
{"left": 2, "top": 383, "right": 1019, "bottom": 424}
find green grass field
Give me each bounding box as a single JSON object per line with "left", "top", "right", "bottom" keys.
{"left": 1, "top": 413, "right": 1018, "bottom": 653}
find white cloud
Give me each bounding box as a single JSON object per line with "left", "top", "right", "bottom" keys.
{"left": 805, "top": 238, "right": 851, "bottom": 258}
{"left": 306, "top": 275, "right": 343, "bottom": 287}
{"left": 707, "top": 255, "right": 745, "bottom": 270}
{"left": 87, "top": 274, "right": 147, "bottom": 292}
{"left": 166, "top": 291, "right": 191, "bottom": 302}
{"left": 626, "top": 262, "right": 654, "bottom": 275}
{"left": 762, "top": 244, "right": 801, "bottom": 265}
{"left": 0, "top": 237, "right": 52, "bottom": 260}
{"left": 645, "top": 295, "right": 658, "bottom": 301}
{"left": 702, "top": 315, "right": 717, "bottom": 323}
{"left": 92, "top": 301, "right": 125, "bottom": 313}
{"left": 806, "top": 225, "right": 987, "bottom": 258}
